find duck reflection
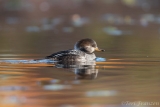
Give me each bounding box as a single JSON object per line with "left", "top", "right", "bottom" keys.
{"left": 54, "top": 61, "right": 98, "bottom": 79}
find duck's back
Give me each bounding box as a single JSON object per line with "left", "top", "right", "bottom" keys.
{"left": 45, "top": 49, "right": 96, "bottom": 61}
{"left": 45, "top": 50, "right": 85, "bottom": 61}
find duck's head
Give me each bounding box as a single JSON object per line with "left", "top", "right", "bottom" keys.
{"left": 74, "top": 38, "right": 105, "bottom": 54}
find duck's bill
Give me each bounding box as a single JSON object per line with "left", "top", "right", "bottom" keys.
{"left": 95, "top": 47, "right": 105, "bottom": 52}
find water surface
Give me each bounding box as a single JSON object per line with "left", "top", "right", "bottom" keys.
{"left": 0, "top": 51, "right": 160, "bottom": 107}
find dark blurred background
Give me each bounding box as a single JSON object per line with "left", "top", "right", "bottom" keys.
{"left": 0, "top": 0, "right": 160, "bottom": 58}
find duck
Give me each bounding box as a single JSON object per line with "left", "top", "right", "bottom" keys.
{"left": 45, "top": 38, "right": 105, "bottom": 61}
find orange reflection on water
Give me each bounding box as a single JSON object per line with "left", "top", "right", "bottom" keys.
{"left": 0, "top": 57, "right": 160, "bottom": 107}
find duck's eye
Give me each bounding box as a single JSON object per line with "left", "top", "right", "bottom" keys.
{"left": 92, "top": 44, "right": 96, "bottom": 47}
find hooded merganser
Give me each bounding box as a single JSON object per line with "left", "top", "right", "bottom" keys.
{"left": 45, "top": 38, "right": 105, "bottom": 61}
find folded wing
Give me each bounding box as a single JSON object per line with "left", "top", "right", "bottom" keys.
{"left": 45, "top": 50, "right": 84, "bottom": 61}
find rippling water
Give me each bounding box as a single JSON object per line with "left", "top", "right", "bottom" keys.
{"left": 0, "top": 52, "right": 160, "bottom": 107}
